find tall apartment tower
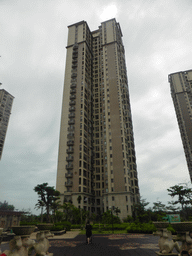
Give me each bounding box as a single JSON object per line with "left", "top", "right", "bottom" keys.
{"left": 56, "top": 19, "right": 140, "bottom": 219}
{"left": 169, "top": 69, "right": 192, "bottom": 182}
{"left": 0, "top": 89, "right": 14, "bottom": 160}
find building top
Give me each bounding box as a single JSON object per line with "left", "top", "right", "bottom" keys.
{"left": 169, "top": 69, "right": 192, "bottom": 76}
{"left": 68, "top": 20, "right": 87, "bottom": 28}
{"left": 0, "top": 89, "right": 14, "bottom": 99}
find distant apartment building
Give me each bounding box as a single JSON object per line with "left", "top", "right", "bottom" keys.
{"left": 56, "top": 19, "right": 140, "bottom": 219}
{"left": 0, "top": 89, "right": 14, "bottom": 160}
{"left": 169, "top": 69, "right": 192, "bottom": 182}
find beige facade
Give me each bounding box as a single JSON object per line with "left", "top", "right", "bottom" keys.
{"left": 169, "top": 70, "right": 192, "bottom": 182}
{"left": 0, "top": 89, "right": 14, "bottom": 160}
{"left": 56, "top": 19, "right": 140, "bottom": 220}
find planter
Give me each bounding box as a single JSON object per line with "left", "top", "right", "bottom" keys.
{"left": 12, "top": 226, "right": 35, "bottom": 236}
{"left": 153, "top": 222, "right": 169, "bottom": 229}
{"left": 171, "top": 222, "right": 192, "bottom": 232}
{"left": 37, "top": 224, "right": 53, "bottom": 230}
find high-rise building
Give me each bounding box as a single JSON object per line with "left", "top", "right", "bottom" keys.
{"left": 0, "top": 89, "right": 14, "bottom": 160}
{"left": 169, "top": 69, "right": 192, "bottom": 182}
{"left": 56, "top": 19, "right": 140, "bottom": 219}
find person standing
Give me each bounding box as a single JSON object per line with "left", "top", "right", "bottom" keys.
{"left": 85, "top": 220, "right": 92, "bottom": 244}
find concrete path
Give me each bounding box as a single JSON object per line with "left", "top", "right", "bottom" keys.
{"left": 49, "top": 233, "right": 160, "bottom": 256}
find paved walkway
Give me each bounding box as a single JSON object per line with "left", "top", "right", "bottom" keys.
{"left": 49, "top": 233, "right": 160, "bottom": 256}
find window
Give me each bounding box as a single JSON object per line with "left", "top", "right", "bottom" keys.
{"left": 112, "top": 196, "right": 115, "bottom": 201}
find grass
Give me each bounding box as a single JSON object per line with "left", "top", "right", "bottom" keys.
{"left": 80, "top": 229, "right": 127, "bottom": 235}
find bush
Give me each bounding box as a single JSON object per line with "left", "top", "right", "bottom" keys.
{"left": 51, "top": 225, "right": 63, "bottom": 231}
{"left": 123, "top": 216, "right": 134, "bottom": 223}
{"left": 167, "top": 224, "right": 176, "bottom": 235}
{"left": 53, "top": 221, "right": 71, "bottom": 231}
{"left": 91, "top": 223, "right": 128, "bottom": 231}
{"left": 126, "top": 222, "right": 156, "bottom": 234}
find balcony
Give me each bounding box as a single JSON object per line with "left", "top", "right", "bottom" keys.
{"left": 70, "top": 83, "right": 76, "bottom": 89}
{"left": 72, "top": 64, "right": 77, "bottom": 69}
{"left": 66, "top": 155, "right": 74, "bottom": 161}
{"left": 71, "top": 72, "right": 77, "bottom": 78}
{"left": 72, "top": 54, "right": 78, "bottom": 59}
{"left": 66, "top": 164, "right": 73, "bottom": 169}
{"left": 72, "top": 59, "right": 77, "bottom": 65}
{"left": 69, "top": 106, "right": 75, "bottom": 112}
{"left": 67, "top": 132, "right": 74, "bottom": 139}
{"left": 65, "top": 172, "right": 73, "bottom": 178}
{"left": 68, "top": 126, "right": 75, "bottom": 131}
{"left": 68, "top": 119, "right": 75, "bottom": 125}
{"left": 68, "top": 113, "right": 75, "bottom": 118}
{"left": 66, "top": 147, "right": 74, "bottom": 153}
{"left": 70, "top": 95, "right": 76, "bottom": 100}
{"left": 69, "top": 100, "right": 76, "bottom": 106}
{"left": 67, "top": 140, "right": 74, "bottom": 146}
{"left": 70, "top": 89, "right": 76, "bottom": 94}
{"left": 65, "top": 181, "right": 73, "bottom": 186}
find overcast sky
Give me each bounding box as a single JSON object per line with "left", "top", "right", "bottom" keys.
{"left": 1, "top": 0, "right": 192, "bottom": 214}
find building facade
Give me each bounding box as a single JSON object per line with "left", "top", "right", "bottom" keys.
{"left": 56, "top": 19, "right": 140, "bottom": 219}
{"left": 169, "top": 70, "right": 192, "bottom": 182}
{"left": 0, "top": 89, "right": 14, "bottom": 160}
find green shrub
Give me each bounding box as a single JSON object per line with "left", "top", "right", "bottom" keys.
{"left": 167, "top": 224, "right": 176, "bottom": 235}
{"left": 123, "top": 216, "right": 134, "bottom": 223}
{"left": 126, "top": 222, "right": 156, "bottom": 234}
{"left": 54, "top": 221, "right": 71, "bottom": 231}
{"left": 50, "top": 225, "right": 63, "bottom": 231}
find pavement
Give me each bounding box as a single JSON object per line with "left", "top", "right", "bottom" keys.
{"left": 0, "top": 230, "right": 171, "bottom": 256}
{"left": 48, "top": 232, "right": 161, "bottom": 256}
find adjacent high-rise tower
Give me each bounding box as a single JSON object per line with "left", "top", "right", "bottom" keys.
{"left": 169, "top": 69, "right": 192, "bottom": 182}
{"left": 56, "top": 19, "right": 140, "bottom": 219}
{"left": 0, "top": 88, "right": 14, "bottom": 160}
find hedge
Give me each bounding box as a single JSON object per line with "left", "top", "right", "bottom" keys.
{"left": 126, "top": 223, "right": 156, "bottom": 234}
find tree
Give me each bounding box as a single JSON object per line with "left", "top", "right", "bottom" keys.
{"left": 132, "top": 198, "right": 150, "bottom": 223}
{"left": 34, "top": 183, "right": 60, "bottom": 223}
{"left": 153, "top": 201, "right": 167, "bottom": 212}
{"left": 35, "top": 200, "right": 45, "bottom": 223}
{"left": 167, "top": 184, "right": 192, "bottom": 211}
{"left": 61, "top": 202, "right": 74, "bottom": 222}
{"left": 0, "top": 201, "right": 15, "bottom": 211}
{"left": 114, "top": 207, "right": 121, "bottom": 216}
